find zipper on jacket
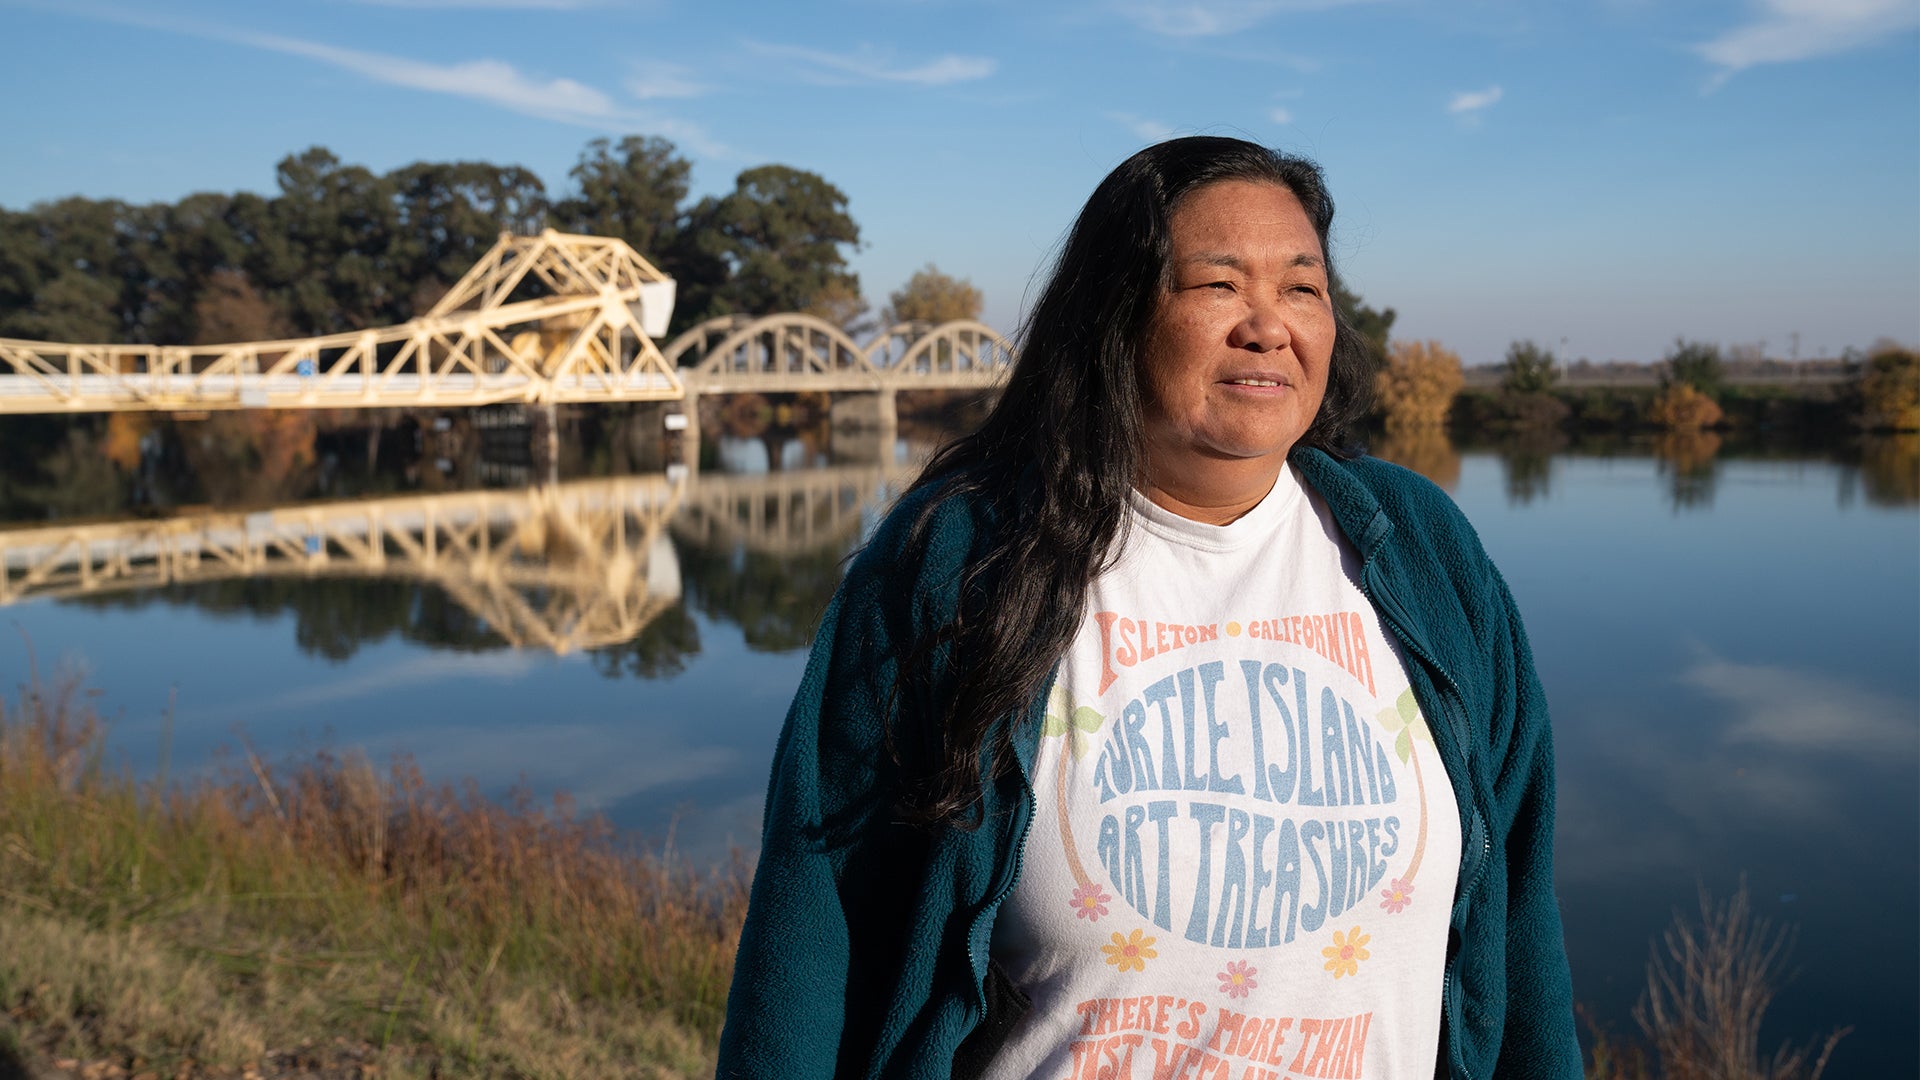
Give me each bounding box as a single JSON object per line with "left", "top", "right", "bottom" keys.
{"left": 1357, "top": 555, "right": 1492, "bottom": 1080}
{"left": 966, "top": 673, "right": 1049, "bottom": 1011}
{"left": 1407, "top": 672, "right": 1489, "bottom": 1080}
{"left": 970, "top": 785, "right": 1037, "bottom": 981}
{"left": 1440, "top": 822, "right": 1493, "bottom": 1079}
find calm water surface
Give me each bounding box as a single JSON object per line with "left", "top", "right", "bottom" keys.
{"left": 1, "top": 420, "right": 1913, "bottom": 1071}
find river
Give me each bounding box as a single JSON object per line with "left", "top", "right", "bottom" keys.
{"left": 0, "top": 409, "right": 1913, "bottom": 1072}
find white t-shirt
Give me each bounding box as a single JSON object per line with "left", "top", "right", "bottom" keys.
{"left": 986, "top": 466, "right": 1461, "bottom": 1080}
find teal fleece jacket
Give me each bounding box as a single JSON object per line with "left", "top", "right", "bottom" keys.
{"left": 716, "top": 448, "right": 1580, "bottom": 1079}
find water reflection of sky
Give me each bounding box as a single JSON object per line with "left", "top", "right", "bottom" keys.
{"left": 10, "top": 598, "right": 799, "bottom": 863}
{"left": 1452, "top": 454, "right": 1918, "bottom": 1073}
{"left": 1, "top": 450, "right": 1914, "bottom": 1071}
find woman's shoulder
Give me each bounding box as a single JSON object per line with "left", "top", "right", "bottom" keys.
{"left": 1298, "top": 448, "right": 1481, "bottom": 548}
{"left": 840, "top": 468, "right": 999, "bottom": 613}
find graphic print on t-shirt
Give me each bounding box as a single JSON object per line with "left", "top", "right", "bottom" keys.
{"left": 986, "top": 474, "right": 1459, "bottom": 1080}
{"left": 1050, "top": 628, "right": 1440, "bottom": 945}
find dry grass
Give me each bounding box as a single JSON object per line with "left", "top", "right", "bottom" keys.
{"left": 1585, "top": 884, "right": 1847, "bottom": 1080}
{"left": 0, "top": 670, "right": 747, "bottom": 1077}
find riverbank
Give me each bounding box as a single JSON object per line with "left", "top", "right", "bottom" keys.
{"left": 0, "top": 674, "right": 745, "bottom": 1078}
{"left": 0, "top": 665, "right": 1863, "bottom": 1078}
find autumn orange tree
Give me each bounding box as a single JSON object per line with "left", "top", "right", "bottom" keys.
{"left": 880, "top": 264, "right": 983, "bottom": 325}
{"left": 1856, "top": 341, "right": 1919, "bottom": 431}
{"left": 1648, "top": 384, "right": 1725, "bottom": 430}
{"left": 1375, "top": 339, "right": 1465, "bottom": 431}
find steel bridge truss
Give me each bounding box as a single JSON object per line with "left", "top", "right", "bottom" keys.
{"left": 0, "top": 231, "right": 682, "bottom": 414}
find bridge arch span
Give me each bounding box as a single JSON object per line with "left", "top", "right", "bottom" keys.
{"left": 661, "top": 314, "right": 756, "bottom": 369}
{"left": 679, "top": 313, "right": 880, "bottom": 394}
{"left": 878, "top": 319, "right": 1016, "bottom": 387}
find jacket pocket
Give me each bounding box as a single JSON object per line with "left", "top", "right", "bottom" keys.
{"left": 949, "top": 958, "right": 1032, "bottom": 1079}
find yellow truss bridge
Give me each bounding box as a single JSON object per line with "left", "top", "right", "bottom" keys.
{"left": 0, "top": 231, "right": 1014, "bottom": 415}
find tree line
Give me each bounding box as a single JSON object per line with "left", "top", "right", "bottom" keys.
{"left": 0, "top": 137, "right": 865, "bottom": 346}
{"left": 0, "top": 136, "right": 1397, "bottom": 356}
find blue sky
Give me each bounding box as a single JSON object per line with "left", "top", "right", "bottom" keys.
{"left": 2, "top": 0, "right": 1915, "bottom": 364}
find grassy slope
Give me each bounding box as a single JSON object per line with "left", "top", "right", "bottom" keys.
{"left": 0, "top": 677, "right": 745, "bottom": 1078}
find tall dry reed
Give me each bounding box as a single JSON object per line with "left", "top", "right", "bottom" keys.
{"left": 1586, "top": 884, "right": 1847, "bottom": 1080}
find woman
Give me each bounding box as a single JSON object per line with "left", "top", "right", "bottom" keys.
{"left": 717, "top": 137, "right": 1578, "bottom": 1079}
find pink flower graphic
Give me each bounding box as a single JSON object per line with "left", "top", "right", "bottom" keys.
{"left": 1069, "top": 882, "right": 1112, "bottom": 921}
{"left": 1217, "top": 960, "right": 1258, "bottom": 999}
{"left": 1380, "top": 877, "right": 1414, "bottom": 914}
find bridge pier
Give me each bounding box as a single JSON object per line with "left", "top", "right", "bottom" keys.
{"left": 829, "top": 389, "right": 898, "bottom": 433}
{"left": 531, "top": 401, "right": 561, "bottom": 486}
{"left": 667, "top": 392, "right": 701, "bottom": 478}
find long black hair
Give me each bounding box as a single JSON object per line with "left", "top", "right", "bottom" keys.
{"left": 893, "top": 136, "right": 1374, "bottom": 826}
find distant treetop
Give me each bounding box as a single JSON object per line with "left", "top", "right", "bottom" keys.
{"left": 881, "top": 264, "right": 983, "bottom": 326}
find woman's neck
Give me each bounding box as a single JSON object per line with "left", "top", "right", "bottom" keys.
{"left": 1137, "top": 452, "right": 1288, "bottom": 526}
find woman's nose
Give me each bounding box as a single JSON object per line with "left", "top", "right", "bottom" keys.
{"left": 1227, "top": 298, "right": 1292, "bottom": 352}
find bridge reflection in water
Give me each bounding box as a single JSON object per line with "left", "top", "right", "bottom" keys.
{"left": 0, "top": 463, "right": 914, "bottom": 656}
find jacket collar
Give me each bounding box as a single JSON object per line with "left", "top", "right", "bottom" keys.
{"left": 1289, "top": 446, "right": 1394, "bottom": 564}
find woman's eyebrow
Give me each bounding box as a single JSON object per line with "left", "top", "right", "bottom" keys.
{"left": 1180, "top": 251, "right": 1325, "bottom": 270}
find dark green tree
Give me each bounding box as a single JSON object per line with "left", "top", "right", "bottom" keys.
{"left": 268, "top": 147, "right": 407, "bottom": 333}
{"left": 674, "top": 165, "right": 861, "bottom": 324}
{"left": 1662, "top": 338, "right": 1725, "bottom": 399}
{"left": 0, "top": 140, "right": 872, "bottom": 350}
{"left": 7, "top": 269, "right": 121, "bottom": 342}
{"left": 1332, "top": 274, "right": 1395, "bottom": 364}
{"left": 1502, "top": 339, "right": 1559, "bottom": 394}
{"left": 0, "top": 196, "right": 131, "bottom": 341}
{"left": 551, "top": 136, "right": 687, "bottom": 261}
{"left": 0, "top": 209, "right": 38, "bottom": 329}
{"left": 134, "top": 192, "right": 250, "bottom": 344}
{"left": 390, "top": 160, "right": 550, "bottom": 311}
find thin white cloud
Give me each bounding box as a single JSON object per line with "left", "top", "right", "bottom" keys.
{"left": 1447, "top": 85, "right": 1504, "bottom": 114}
{"left": 348, "top": 0, "right": 600, "bottom": 8}
{"left": 1120, "top": 0, "right": 1384, "bottom": 37}
{"left": 1108, "top": 112, "right": 1177, "bottom": 141}
{"left": 1698, "top": 0, "right": 1920, "bottom": 84}
{"left": 744, "top": 42, "right": 995, "bottom": 86}
{"left": 33, "top": 3, "right": 728, "bottom": 154}
{"left": 626, "top": 63, "right": 708, "bottom": 101}
{"left": 240, "top": 31, "right": 618, "bottom": 122}
{"left": 1269, "top": 106, "right": 1294, "bottom": 124}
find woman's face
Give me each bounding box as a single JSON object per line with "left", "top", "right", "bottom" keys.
{"left": 1139, "top": 180, "right": 1337, "bottom": 484}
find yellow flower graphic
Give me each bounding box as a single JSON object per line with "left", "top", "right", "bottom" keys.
{"left": 1321, "top": 926, "right": 1372, "bottom": 979}
{"left": 1101, "top": 928, "right": 1158, "bottom": 973}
